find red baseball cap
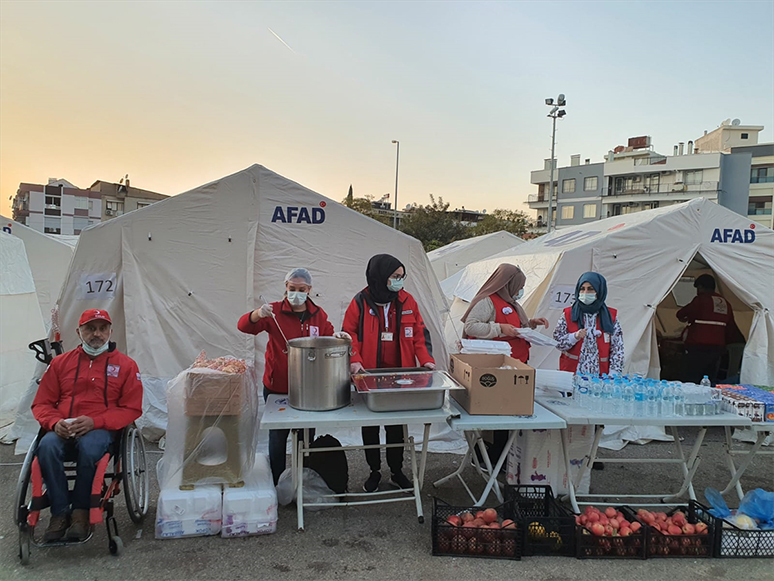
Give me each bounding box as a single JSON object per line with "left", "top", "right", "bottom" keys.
{"left": 79, "top": 309, "right": 112, "bottom": 326}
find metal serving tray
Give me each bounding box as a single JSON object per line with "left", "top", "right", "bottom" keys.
{"left": 352, "top": 368, "right": 464, "bottom": 413}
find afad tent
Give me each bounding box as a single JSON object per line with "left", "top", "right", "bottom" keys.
{"left": 0, "top": 232, "right": 46, "bottom": 428}
{"left": 429, "top": 231, "right": 523, "bottom": 299}
{"left": 1, "top": 216, "right": 76, "bottom": 329}
{"left": 49, "top": 165, "right": 451, "bottom": 441}
{"left": 445, "top": 198, "right": 774, "bottom": 386}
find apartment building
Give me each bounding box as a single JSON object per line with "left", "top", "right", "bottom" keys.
{"left": 12, "top": 176, "right": 167, "bottom": 235}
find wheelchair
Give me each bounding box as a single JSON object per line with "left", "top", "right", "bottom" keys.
{"left": 14, "top": 339, "right": 150, "bottom": 564}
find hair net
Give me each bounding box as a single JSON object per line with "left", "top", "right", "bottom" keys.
{"left": 285, "top": 268, "right": 312, "bottom": 285}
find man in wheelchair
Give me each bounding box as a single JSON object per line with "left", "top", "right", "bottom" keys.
{"left": 31, "top": 309, "right": 142, "bottom": 542}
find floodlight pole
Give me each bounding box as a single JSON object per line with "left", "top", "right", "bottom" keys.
{"left": 545, "top": 94, "right": 567, "bottom": 234}
{"left": 392, "top": 140, "right": 400, "bottom": 229}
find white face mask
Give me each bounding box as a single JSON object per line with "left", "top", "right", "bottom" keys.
{"left": 578, "top": 292, "right": 596, "bottom": 305}
{"left": 387, "top": 278, "right": 404, "bottom": 292}
{"left": 513, "top": 289, "right": 524, "bottom": 301}
{"left": 287, "top": 291, "right": 308, "bottom": 306}
{"left": 82, "top": 337, "right": 110, "bottom": 357}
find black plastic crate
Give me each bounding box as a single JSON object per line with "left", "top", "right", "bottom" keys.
{"left": 504, "top": 485, "right": 576, "bottom": 557}
{"left": 575, "top": 505, "right": 647, "bottom": 559}
{"left": 624, "top": 502, "right": 714, "bottom": 558}
{"left": 697, "top": 502, "right": 774, "bottom": 558}
{"left": 431, "top": 498, "right": 522, "bottom": 560}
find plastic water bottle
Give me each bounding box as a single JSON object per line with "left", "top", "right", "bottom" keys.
{"left": 590, "top": 377, "right": 602, "bottom": 409}
{"left": 661, "top": 383, "right": 675, "bottom": 417}
{"left": 672, "top": 383, "right": 685, "bottom": 416}
{"left": 577, "top": 375, "right": 590, "bottom": 409}
{"left": 700, "top": 375, "right": 711, "bottom": 388}
{"left": 633, "top": 381, "right": 646, "bottom": 417}
{"left": 601, "top": 379, "right": 614, "bottom": 413}
{"left": 610, "top": 379, "right": 622, "bottom": 415}
{"left": 622, "top": 383, "right": 635, "bottom": 417}
{"left": 645, "top": 383, "right": 659, "bottom": 417}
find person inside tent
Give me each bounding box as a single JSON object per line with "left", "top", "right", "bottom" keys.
{"left": 461, "top": 263, "right": 549, "bottom": 464}
{"left": 31, "top": 309, "right": 143, "bottom": 542}
{"left": 344, "top": 254, "right": 435, "bottom": 492}
{"left": 676, "top": 274, "right": 736, "bottom": 385}
{"left": 553, "top": 271, "right": 625, "bottom": 376}
{"left": 238, "top": 268, "right": 350, "bottom": 484}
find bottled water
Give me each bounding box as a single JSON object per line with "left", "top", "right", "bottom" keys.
{"left": 590, "top": 377, "right": 602, "bottom": 409}
{"left": 601, "top": 379, "right": 614, "bottom": 413}
{"left": 622, "top": 383, "right": 635, "bottom": 417}
{"left": 672, "top": 383, "right": 685, "bottom": 416}
{"left": 661, "top": 383, "right": 675, "bottom": 417}
{"left": 645, "top": 383, "right": 659, "bottom": 417}
{"left": 700, "top": 375, "right": 711, "bottom": 387}
{"left": 610, "top": 379, "right": 622, "bottom": 415}
{"left": 578, "top": 375, "right": 591, "bottom": 409}
{"left": 633, "top": 380, "right": 646, "bottom": 417}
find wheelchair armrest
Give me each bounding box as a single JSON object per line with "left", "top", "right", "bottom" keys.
{"left": 28, "top": 340, "right": 52, "bottom": 365}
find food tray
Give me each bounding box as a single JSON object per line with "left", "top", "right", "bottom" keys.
{"left": 353, "top": 369, "right": 463, "bottom": 413}
{"left": 431, "top": 498, "right": 522, "bottom": 560}
{"left": 505, "top": 485, "right": 575, "bottom": 557}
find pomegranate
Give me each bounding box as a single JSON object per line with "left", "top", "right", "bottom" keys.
{"left": 630, "top": 521, "right": 641, "bottom": 533}
{"left": 591, "top": 523, "right": 605, "bottom": 536}
{"left": 695, "top": 522, "right": 708, "bottom": 534}
{"left": 667, "top": 525, "right": 682, "bottom": 535}
{"left": 501, "top": 519, "right": 516, "bottom": 530}
{"left": 682, "top": 523, "right": 696, "bottom": 535}
{"left": 605, "top": 507, "right": 617, "bottom": 518}
{"left": 475, "top": 510, "right": 487, "bottom": 521}
{"left": 619, "top": 526, "right": 632, "bottom": 537}
{"left": 609, "top": 518, "right": 620, "bottom": 530}
{"left": 461, "top": 522, "right": 478, "bottom": 538}
{"left": 460, "top": 511, "right": 474, "bottom": 523}
{"left": 446, "top": 515, "right": 462, "bottom": 527}
{"left": 482, "top": 508, "right": 498, "bottom": 524}
{"left": 587, "top": 512, "right": 600, "bottom": 523}
{"left": 451, "top": 534, "right": 466, "bottom": 554}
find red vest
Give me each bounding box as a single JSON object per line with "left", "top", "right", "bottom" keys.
{"left": 479, "top": 294, "right": 531, "bottom": 363}
{"left": 559, "top": 306, "right": 617, "bottom": 375}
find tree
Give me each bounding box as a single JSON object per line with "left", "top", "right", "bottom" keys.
{"left": 399, "top": 195, "right": 472, "bottom": 251}
{"left": 471, "top": 208, "right": 530, "bottom": 237}
{"left": 341, "top": 189, "right": 393, "bottom": 226}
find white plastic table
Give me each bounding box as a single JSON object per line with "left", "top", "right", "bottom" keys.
{"left": 260, "top": 393, "right": 451, "bottom": 530}
{"left": 432, "top": 401, "right": 566, "bottom": 507}
{"left": 538, "top": 397, "right": 752, "bottom": 513}
{"left": 722, "top": 423, "right": 774, "bottom": 501}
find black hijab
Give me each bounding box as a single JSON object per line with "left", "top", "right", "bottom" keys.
{"left": 366, "top": 254, "right": 405, "bottom": 304}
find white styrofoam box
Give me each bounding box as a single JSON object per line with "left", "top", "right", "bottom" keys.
{"left": 155, "top": 485, "right": 222, "bottom": 539}
{"left": 221, "top": 454, "right": 278, "bottom": 538}
{"left": 506, "top": 426, "right": 593, "bottom": 496}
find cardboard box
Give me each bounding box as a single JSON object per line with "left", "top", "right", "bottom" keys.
{"left": 449, "top": 353, "right": 535, "bottom": 416}
{"left": 185, "top": 371, "right": 243, "bottom": 417}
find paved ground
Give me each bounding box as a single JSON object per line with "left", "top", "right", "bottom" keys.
{"left": 1, "top": 426, "right": 772, "bottom": 581}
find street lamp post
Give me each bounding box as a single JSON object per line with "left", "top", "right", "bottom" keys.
{"left": 391, "top": 140, "right": 400, "bottom": 229}
{"left": 545, "top": 94, "right": 567, "bottom": 234}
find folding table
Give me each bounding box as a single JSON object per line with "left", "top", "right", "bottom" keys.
{"left": 722, "top": 423, "right": 774, "bottom": 501}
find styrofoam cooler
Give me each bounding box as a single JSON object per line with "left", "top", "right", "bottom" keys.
{"left": 155, "top": 484, "right": 222, "bottom": 539}
{"left": 221, "top": 454, "right": 278, "bottom": 538}
{"left": 506, "top": 426, "right": 593, "bottom": 496}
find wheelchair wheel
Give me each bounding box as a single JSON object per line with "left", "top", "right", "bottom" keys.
{"left": 109, "top": 535, "right": 123, "bottom": 556}
{"left": 19, "top": 529, "right": 31, "bottom": 565}
{"left": 15, "top": 437, "right": 37, "bottom": 529}
{"left": 121, "top": 425, "right": 149, "bottom": 523}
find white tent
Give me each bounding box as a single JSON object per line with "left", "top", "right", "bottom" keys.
{"left": 445, "top": 198, "right": 774, "bottom": 386}
{"left": 1, "top": 216, "right": 77, "bottom": 330}
{"left": 43, "top": 165, "right": 452, "bottom": 446}
{"left": 0, "top": 232, "right": 47, "bottom": 428}
{"left": 429, "top": 231, "right": 524, "bottom": 281}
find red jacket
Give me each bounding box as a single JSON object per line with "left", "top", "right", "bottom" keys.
{"left": 32, "top": 345, "right": 143, "bottom": 432}
{"left": 559, "top": 306, "right": 618, "bottom": 375}
{"left": 677, "top": 293, "right": 734, "bottom": 347}
{"left": 238, "top": 298, "right": 335, "bottom": 394}
{"left": 342, "top": 289, "right": 434, "bottom": 369}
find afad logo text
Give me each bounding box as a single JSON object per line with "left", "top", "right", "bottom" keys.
{"left": 271, "top": 201, "right": 327, "bottom": 224}
{"left": 710, "top": 224, "right": 755, "bottom": 244}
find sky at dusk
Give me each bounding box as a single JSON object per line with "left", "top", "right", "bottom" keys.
{"left": 1, "top": 0, "right": 772, "bottom": 219}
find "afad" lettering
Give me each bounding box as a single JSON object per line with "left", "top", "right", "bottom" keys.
{"left": 710, "top": 227, "right": 755, "bottom": 244}
{"left": 271, "top": 206, "right": 326, "bottom": 224}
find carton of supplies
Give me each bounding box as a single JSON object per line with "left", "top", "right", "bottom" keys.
{"left": 185, "top": 371, "right": 243, "bottom": 417}
{"left": 449, "top": 353, "right": 535, "bottom": 416}
{"left": 718, "top": 384, "right": 774, "bottom": 422}
{"left": 155, "top": 484, "right": 222, "bottom": 539}
{"left": 222, "top": 454, "right": 278, "bottom": 537}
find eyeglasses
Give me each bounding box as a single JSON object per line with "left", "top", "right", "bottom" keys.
{"left": 390, "top": 275, "right": 406, "bottom": 281}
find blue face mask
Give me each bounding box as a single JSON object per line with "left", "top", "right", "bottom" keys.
{"left": 82, "top": 337, "right": 110, "bottom": 357}
{"left": 387, "top": 278, "right": 404, "bottom": 292}
{"left": 513, "top": 289, "right": 524, "bottom": 301}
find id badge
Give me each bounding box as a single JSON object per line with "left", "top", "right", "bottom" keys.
{"left": 309, "top": 326, "right": 319, "bottom": 338}
{"left": 381, "top": 332, "right": 394, "bottom": 342}
{"left": 603, "top": 333, "right": 610, "bottom": 343}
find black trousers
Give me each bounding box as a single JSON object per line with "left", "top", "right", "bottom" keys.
{"left": 362, "top": 425, "right": 404, "bottom": 473}
{"left": 263, "top": 387, "right": 314, "bottom": 485}
{"left": 683, "top": 345, "right": 725, "bottom": 385}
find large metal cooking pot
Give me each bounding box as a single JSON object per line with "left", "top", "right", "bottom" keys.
{"left": 288, "top": 337, "right": 351, "bottom": 411}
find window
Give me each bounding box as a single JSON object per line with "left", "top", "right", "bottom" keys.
{"left": 105, "top": 200, "right": 124, "bottom": 216}
{"left": 137, "top": 201, "right": 151, "bottom": 209}
{"left": 583, "top": 176, "right": 598, "bottom": 191}
{"left": 684, "top": 170, "right": 703, "bottom": 185}
{"left": 741, "top": 133, "right": 749, "bottom": 139}
{"left": 73, "top": 217, "right": 90, "bottom": 232}
{"left": 74, "top": 196, "right": 89, "bottom": 210}
{"left": 44, "top": 195, "right": 61, "bottom": 208}
{"left": 561, "top": 205, "right": 574, "bottom": 220}
{"left": 583, "top": 204, "right": 597, "bottom": 218}
{"left": 44, "top": 216, "right": 61, "bottom": 234}
{"left": 751, "top": 166, "right": 774, "bottom": 183}
{"left": 647, "top": 174, "right": 660, "bottom": 192}
{"left": 562, "top": 179, "right": 576, "bottom": 193}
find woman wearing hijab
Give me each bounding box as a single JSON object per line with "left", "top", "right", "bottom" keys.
{"left": 343, "top": 254, "right": 435, "bottom": 493}
{"left": 461, "top": 263, "right": 548, "bottom": 464}
{"left": 553, "top": 271, "right": 624, "bottom": 376}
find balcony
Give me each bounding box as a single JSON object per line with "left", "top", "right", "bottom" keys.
{"left": 601, "top": 181, "right": 719, "bottom": 203}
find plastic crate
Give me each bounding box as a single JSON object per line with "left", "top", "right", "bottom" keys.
{"left": 504, "top": 485, "right": 576, "bottom": 557}
{"left": 575, "top": 506, "right": 647, "bottom": 559}
{"left": 624, "top": 502, "right": 713, "bottom": 558}
{"left": 431, "top": 498, "right": 522, "bottom": 560}
{"left": 697, "top": 502, "right": 774, "bottom": 558}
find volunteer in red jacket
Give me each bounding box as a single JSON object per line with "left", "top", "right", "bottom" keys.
{"left": 676, "top": 274, "right": 735, "bottom": 385}
{"left": 461, "top": 263, "right": 548, "bottom": 464}
{"left": 238, "top": 268, "right": 347, "bottom": 485}
{"left": 553, "top": 271, "right": 625, "bottom": 376}
{"left": 344, "top": 254, "right": 435, "bottom": 492}
{"left": 32, "top": 309, "right": 143, "bottom": 542}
